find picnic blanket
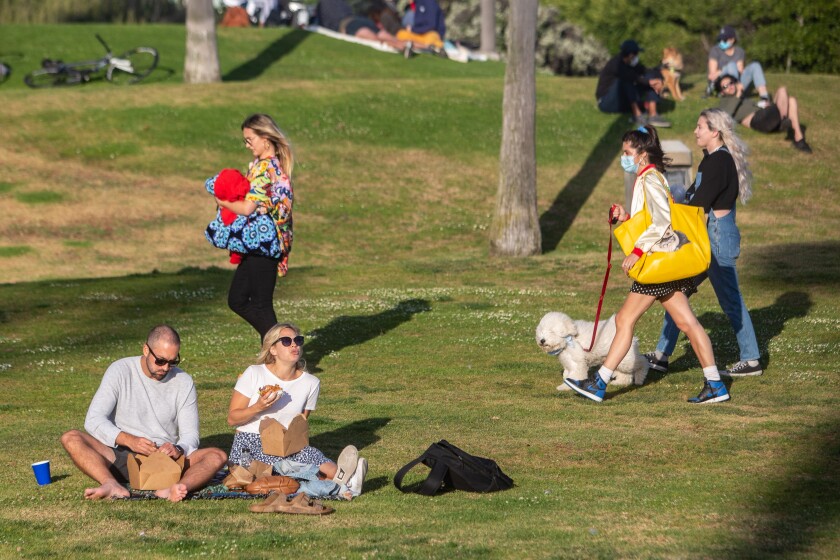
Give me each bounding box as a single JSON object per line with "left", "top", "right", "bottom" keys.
{"left": 304, "top": 25, "right": 398, "bottom": 53}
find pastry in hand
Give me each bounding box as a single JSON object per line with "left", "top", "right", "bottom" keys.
{"left": 258, "top": 384, "right": 282, "bottom": 398}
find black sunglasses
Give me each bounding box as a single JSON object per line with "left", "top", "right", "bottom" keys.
{"left": 274, "top": 335, "right": 304, "bottom": 347}
{"left": 147, "top": 345, "right": 181, "bottom": 367}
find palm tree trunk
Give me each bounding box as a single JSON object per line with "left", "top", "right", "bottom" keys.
{"left": 184, "top": 0, "right": 220, "bottom": 84}
{"left": 489, "top": 0, "right": 540, "bottom": 257}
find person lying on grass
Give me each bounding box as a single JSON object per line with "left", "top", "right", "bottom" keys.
{"left": 61, "top": 325, "right": 227, "bottom": 502}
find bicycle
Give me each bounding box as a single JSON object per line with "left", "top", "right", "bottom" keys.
{"left": 24, "top": 34, "right": 159, "bottom": 88}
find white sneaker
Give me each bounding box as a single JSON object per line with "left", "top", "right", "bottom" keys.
{"left": 347, "top": 457, "right": 368, "bottom": 496}
{"left": 332, "top": 445, "right": 358, "bottom": 485}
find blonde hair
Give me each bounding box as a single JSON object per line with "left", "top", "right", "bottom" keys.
{"left": 257, "top": 323, "right": 306, "bottom": 370}
{"left": 700, "top": 108, "right": 753, "bottom": 204}
{"left": 241, "top": 113, "right": 294, "bottom": 178}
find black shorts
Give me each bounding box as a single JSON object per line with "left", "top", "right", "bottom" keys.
{"left": 750, "top": 105, "right": 782, "bottom": 133}
{"left": 109, "top": 445, "right": 133, "bottom": 482}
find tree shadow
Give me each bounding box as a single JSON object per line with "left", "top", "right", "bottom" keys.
{"left": 304, "top": 298, "right": 431, "bottom": 373}
{"left": 667, "top": 291, "right": 811, "bottom": 373}
{"left": 750, "top": 242, "right": 837, "bottom": 286}
{"left": 223, "top": 29, "right": 310, "bottom": 82}
{"left": 539, "top": 116, "right": 627, "bottom": 253}
{"left": 721, "top": 416, "right": 840, "bottom": 559}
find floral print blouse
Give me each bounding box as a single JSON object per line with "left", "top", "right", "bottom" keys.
{"left": 245, "top": 157, "right": 293, "bottom": 276}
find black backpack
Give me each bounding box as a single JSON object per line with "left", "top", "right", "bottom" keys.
{"left": 393, "top": 440, "right": 514, "bottom": 496}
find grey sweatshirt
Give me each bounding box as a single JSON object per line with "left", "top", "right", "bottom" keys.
{"left": 84, "top": 356, "right": 200, "bottom": 456}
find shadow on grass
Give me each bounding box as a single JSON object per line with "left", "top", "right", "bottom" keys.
{"left": 310, "top": 417, "right": 391, "bottom": 456}
{"left": 0, "top": 266, "right": 233, "bottom": 347}
{"left": 722, "top": 417, "right": 840, "bottom": 559}
{"left": 304, "top": 298, "right": 431, "bottom": 373}
{"left": 539, "top": 116, "right": 626, "bottom": 253}
{"left": 223, "top": 29, "right": 310, "bottom": 82}
{"left": 666, "top": 290, "right": 811, "bottom": 374}
{"left": 750, "top": 241, "right": 840, "bottom": 287}
{"left": 202, "top": 417, "right": 390, "bottom": 458}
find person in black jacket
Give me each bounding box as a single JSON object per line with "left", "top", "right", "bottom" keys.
{"left": 595, "top": 39, "right": 670, "bottom": 128}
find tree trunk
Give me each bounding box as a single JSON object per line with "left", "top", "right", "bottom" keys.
{"left": 480, "top": 0, "right": 496, "bottom": 55}
{"left": 489, "top": 0, "right": 540, "bottom": 257}
{"left": 184, "top": 0, "right": 221, "bottom": 84}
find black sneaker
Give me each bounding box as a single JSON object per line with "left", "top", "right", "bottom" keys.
{"left": 644, "top": 352, "right": 668, "bottom": 373}
{"left": 793, "top": 138, "right": 812, "bottom": 154}
{"left": 721, "top": 360, "right": 763, "bottom": 377}
{"left": 687, "top": 380, "right": 730, "bottom": 404}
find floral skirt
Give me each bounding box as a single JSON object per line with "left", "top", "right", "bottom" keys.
{"left": 229, "top": 431, "right": 331, "bottom": 470}
{"left": 630, "top": 277, "right": 697, "bottom": 299}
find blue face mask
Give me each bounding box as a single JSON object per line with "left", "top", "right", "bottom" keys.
{"left": 620, "top": 154, "right": 638, "bottom": 174}
{"left": 719, "top": 40, "right": 733, "bottom": 50}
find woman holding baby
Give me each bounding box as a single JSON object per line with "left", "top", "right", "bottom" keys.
{"left": 214, "top": 113, "right": 295, "bottom": 342}
{"left": 564, "top": 125, "right": 728, "bottom": 404}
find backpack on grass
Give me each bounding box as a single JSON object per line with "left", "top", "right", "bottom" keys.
{"left": 393, "top": 440, "right": 514, "bottom": 496}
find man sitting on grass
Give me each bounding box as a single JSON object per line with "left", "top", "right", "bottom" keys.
{"left": 60, "top": 325, "right": 227, "bottom": 502}
{"left": 716, "top": 74, "right": 812, "bottom": 154}
{"left": 316, "top": 0, "right": 410, "bottom": 53}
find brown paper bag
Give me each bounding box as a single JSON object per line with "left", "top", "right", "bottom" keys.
{"left": 127, "top": 452, "right": 185, "bottom": 490}
{"left": 259, "top": 414, "right": 309, "bottom": 457}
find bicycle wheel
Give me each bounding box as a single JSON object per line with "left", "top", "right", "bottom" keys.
{"left": 106, "top": 47, "right": 159, "bottom": 85}
{"left": 24, "top": 67, "right": 83, "bottom": 88}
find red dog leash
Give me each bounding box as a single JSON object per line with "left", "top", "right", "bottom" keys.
{"left": 583, "top": 207, "right": 618, "bottom": 352}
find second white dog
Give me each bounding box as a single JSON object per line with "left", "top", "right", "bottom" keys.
{"left": 535, "top": 311, "right": 649, "bottom": 390}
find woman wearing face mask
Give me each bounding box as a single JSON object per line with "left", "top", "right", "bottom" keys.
{"left": 564, "top": 125, "right": 728, "bottom": 404}
{"left": 707, "top": 25, "right": 769, "bottom": 105}
{"left": 646, "top": 109, "right": 762, "bottom": 377}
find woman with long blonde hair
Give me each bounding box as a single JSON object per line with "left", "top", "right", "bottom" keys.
{"left": 227, "top": 323, "right": 368, "bottom": 496}
{"left": 215, "top": 114, "right": 295, "bottom": 341}
{"left": 646, "top": 108, "right": 762, "bottom": 379}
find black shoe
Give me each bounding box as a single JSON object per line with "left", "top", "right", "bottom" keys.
{"left": 643, "top": 352, "right": 669, "bottom": 373}
{"left": 687, "top": 380, "right": 730, "bottom": 404}
{"left": 721, "top": 360, "right": 763, "bottom": 377}
{"left": 793, "top": 138, "right": 812, "bottom": 154}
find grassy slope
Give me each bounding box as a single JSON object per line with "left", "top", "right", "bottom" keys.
{"left": 1, "top": 24, "right": 839, "bottom": 560}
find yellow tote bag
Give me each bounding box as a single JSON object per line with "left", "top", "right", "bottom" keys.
{"left": 614, "top": 179, "right": 711, "bottom": 285}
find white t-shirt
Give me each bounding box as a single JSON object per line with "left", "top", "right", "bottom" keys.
{"left": 233, "top": 364, "right": 320, "bottom": 434}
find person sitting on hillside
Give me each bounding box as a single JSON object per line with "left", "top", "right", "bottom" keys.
{"left": 595, "top": 39, "right": 670, "bottom": 128}
{"left": 706, "top": 25, "right": 770, "bottom": 105}
{"left": 396, "top": 0, "right": 446, "bottom": 50}
{"left": 316, "top": 0, "right": 410, "bottom": 53}
{"left": 716, "top": 74, "right": 812, "bottom": 154}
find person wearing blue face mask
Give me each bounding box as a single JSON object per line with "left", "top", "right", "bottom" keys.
{"left": 707, "top": 25, "right": 770, "bottom": 106}
{"left": 595, "top": 39, "right": 670, "bottom": 128}
{"left": 565, "top": 125, "right": 727, "bottom": 404}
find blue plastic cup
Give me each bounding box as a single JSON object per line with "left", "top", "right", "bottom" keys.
{"left": 32, "top": 460, "right": 52, "bottom": 486}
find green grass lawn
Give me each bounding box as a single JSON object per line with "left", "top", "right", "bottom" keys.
{"left": 1, "top": 24, "right": 839, "bottom": 560}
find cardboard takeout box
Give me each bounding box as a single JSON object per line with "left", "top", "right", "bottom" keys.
{"left": 259, "top": 414, "right": 309, "bottom": 457}
{"left": 127, "top": 452, "right": 185, "bottom": 490}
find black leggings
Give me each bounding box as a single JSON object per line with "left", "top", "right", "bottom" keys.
{"left": 228, "top": 254, "right": 280, "bottom": 341}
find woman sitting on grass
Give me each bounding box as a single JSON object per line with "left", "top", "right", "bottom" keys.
{"left": 227, "top": 323, "right": 367, "bottom": 494}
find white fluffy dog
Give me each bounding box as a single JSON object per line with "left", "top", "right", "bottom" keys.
{"left": 535, "top": 311, "right": 649, "bottom": 390}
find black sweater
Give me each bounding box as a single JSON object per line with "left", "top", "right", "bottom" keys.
{"left": 685, "top": 148, "right": 739, "bottom": 213}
